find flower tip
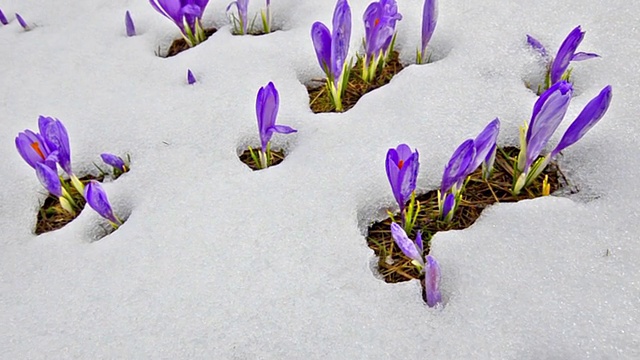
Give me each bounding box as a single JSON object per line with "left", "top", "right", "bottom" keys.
{"left": 0, "top": 9, "right": 8, "bottom": 25}
{"left": 187, "top": 69, "right": 196, "bottom": 84}
{"left": 15, "top": 13, "right": 28, "bottom": 30}
{"left": 125, "top": 10, "right": 136, "bottom": 37}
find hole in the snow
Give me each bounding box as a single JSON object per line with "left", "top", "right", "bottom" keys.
{"left": 307, "top": 51, "right": 404, "bottom": 113}
{"left": 158, "top": 28, "right": 218, "bottom": 58}
{"left": 238, "top": 148, "right": 286, "bottom": 171}
{"left": 364, "top": 146, "right": 573, "bottom": 284}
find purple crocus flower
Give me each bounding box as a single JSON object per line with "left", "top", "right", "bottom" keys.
{"left": 311, "top": 0, "right": 351, "bottom": 84}
{"left": 390, "top": 222, "right": 424, "bottom": 268}
{"left": 363, "top": 0, "right": 401, "bottom": 61}
{"left": 524, "top": 81, "right": 573, "bottom": 171}
{"left": 149, "top": 0, "right": 209, "bottom": 46}
{"left": 385, "top": 144, "right": 419, "bottom": 215}
{"left": 418, "top": 0, "right": 438, "bottom": 64}
{"left": 125, "top": 10, "right": 136, "bottom": 37}
{"left": 526, "top": 34, "right": 548, "bottom": 58}
{"left": 552, "top": 85, "right": 612, "bottom": 156}
{"left": 38, "top": 116, "right": 73, "bottom": 175}
{"left": 424, "top": 255, "right": 442, "bottom": 307}
{"left": 527, "top": 26, "right": 599, "bottom": 87}
{"left": 35, "top": 163, "right": 62, "bottom": 198}
{"left": 0, "top": 9, "right": 8, "bottom": 25}
{"left": 187, "top": 69, "right": 196, "bottom": 84}
{"left": 227, "top": 0, "right": 249, "bottom": 34}
{"left": 550, "top": 26, "right": 597, "bottom": 84}
{"left": 468, "top": 118, "right": 500, "bottom": 177}
{"left": 101, "top": 153, "right": 127, "bottom": 172}
{"left": 15, "top": 13, "right": 28, "bottom": 30}
{"left": 441, "top": 139, "right": 475, "bottom": 194}
{"left": 15, "top": 129, "right": 58, "bottom": 170}
{"left": 256, "top": 82, "right": 297, "bottom": 153}
{"left": 84, "top": 181, "right": 122, "bottom": 227}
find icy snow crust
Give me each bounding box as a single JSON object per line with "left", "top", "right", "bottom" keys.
{"left": 1, "top": 0, "right": 639, "bottom": 358}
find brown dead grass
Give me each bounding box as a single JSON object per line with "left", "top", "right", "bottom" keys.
{"left": 308, "top": 51, "right": 404, "bottom": 113}
{"left": 238, "top": 148, "right": 285, "bottom": 171}
{"left": 164, "top": 28, "right": 218, "bottom": 58}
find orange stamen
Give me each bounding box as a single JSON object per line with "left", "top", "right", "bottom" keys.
{"left": 374, "top": 18, "right": 380, "bottom": 27}
{"left": 398, "top": 160, "right": 404, "bottom": 169}
{"left": 31, "top": 142, "right": 45, "bottom": 159}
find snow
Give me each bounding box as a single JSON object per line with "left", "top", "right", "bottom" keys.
{"left": 1, "top": 0, "right": 639, "bottom": 358}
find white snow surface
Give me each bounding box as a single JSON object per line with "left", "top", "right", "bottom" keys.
{"left": 1, "top": 0, "right": 639, "bottom": 358}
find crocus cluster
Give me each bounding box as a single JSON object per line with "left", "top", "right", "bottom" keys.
{"left": 311, "top": 0, "right": 352, "bottom": 112}
{"left": 385, "top": 144, "right": 420, "bottom": 234}
{"left": 248, "top": 82, "right": 297, "bottom": 169}
{"left": 439, "top": 119, "right": 500, "bottom": 221}
{"left": 527, "top": 26, "right": 599, "bottom": 91}
{"left": 16, "top": 117, "right": 123, "bottom": 228}
{"left": 149, "top": 0, "right": 209, "bottom": 47}
{"left": 125, "top": 10, "right": 136, "bottom": 37}
{"left": 513, "top": 81, "right": 612, "bottom": 194}
{"left": 361, "top": 0, "right": 402, "bottom": 83}
{"left": 416, "top": 0, "right": 438, "bottom": 64}
{"left": 390, "top": 222, "right": 442, "bottom": 307}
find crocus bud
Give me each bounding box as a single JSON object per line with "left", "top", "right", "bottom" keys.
{"left": 100, "top": 153, "right": 127, "bottom": 172}
{"left": 84, "top": 181, "right": 122, "bottom": 227}
{"left": 15, "top": 13, "right": 28, "bottom": 30}
{"left": 125, "top": 10, "right": 136, "bottom": 37}
{"left": 187, "top": 69, "right": 196, "bottom": 85}
{"left": 0, "top": 9, "right": 8, "bottom": 25}
{"left": 423, "top": 255, "right": 442, "bottom": 307}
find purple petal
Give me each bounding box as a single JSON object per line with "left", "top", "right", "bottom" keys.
{"left": 311, "top": 22, "right": 332, "bottom": 76}
{"left": 256, "top": 82, "right": 280, "bottom": 152}
{"left": 550, "top": 26, "right": 584, "bottom": 84}
{"left": 15, "top": 13, "right": 28, "bottom": 29}
{"left": 15, "top": 130, "right": 50, "bottom": 169}
{"left": 441, "top": 139, "right": 475, "bottom": 193}
{"left": 363, "top": 2, "right": 398, "bottom": 58}
{"left": 39, "top": 116, "right": 73, "bottom": 175}
{"left": 187, "top": 69, "right": 196, "bottom": 84}
{"left": 571, "top": 51, "right": 599, "bottom": 61}
{"left": 330, "top": 0, "right": 352, "bottom": 82}
{"left": 526, "top": 34, "right": 548, "bottom": 58}
{"left": 415, "top": 230, "right": 423, "bottom": 253}
{"left": 468, "top": 118, "right": 500, "bottom": 174}
{"left": 424, "top": 255, "right": 442, "bottom": 307}
{"left": 150, "top": 0, "right": 183, "bottom": 25}
{"left": 390, "top": 222, "right": 422, "bottom": 264}
{"left": 0, "top": 9, "right": 8, "bottom": 25}
{"left": 100, "top": 153, "right": 126, "bottom": 171}
{"left": 84, "top": 181, "right": 121, "bottom": 225}
{"left": 421, "top": 0, "right": 438, "bottom": 53}
{"left": 441, "top": 192, "right": 455, "bottom": 219}
{"left": 36, "top": 163, "right": 62, "bottom": 198}
{"left": 125, "top": 10, "right": 136, "bottom": 37}
{"left": 271, "top": 124, "right": 297, "bottom": 134}
{"left": 525, "top": 81, "right": 573, "bottom": 169}
{"left": 553, "top": 85, "right": 612, "bottom": 155}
